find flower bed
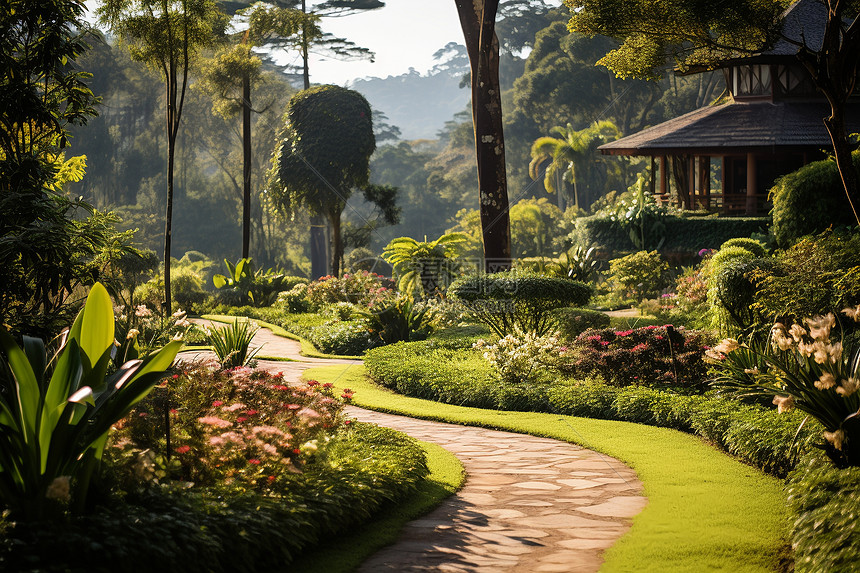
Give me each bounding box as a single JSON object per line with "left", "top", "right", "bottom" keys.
{"left": 0, "top": 364, "right": 429, "bottom": 572}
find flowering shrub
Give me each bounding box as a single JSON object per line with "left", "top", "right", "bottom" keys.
{"left": 114, "top": 305, "right": 192, "bottom": 366}
{"left": 304, "top": 271, "right": 394, "bottom": 308}
{"left": 710, "top": 308, "right": 860, "bottom": 467}
{"left": 112, "top": 364, "right": 348, "bottom": 492}
{"left": 571, "top": 325, "right": 711, "bottom": 392}
{"left": 474, "top": 328, "right": 561, "bottom": 385}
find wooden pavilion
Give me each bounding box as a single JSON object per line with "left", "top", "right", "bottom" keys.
{"left": 598, "top": 0, "right": 860, "bottom": 216}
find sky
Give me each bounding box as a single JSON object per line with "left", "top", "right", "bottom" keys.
{"left": 305, "top": 0, "right": 465, "bottom": 85}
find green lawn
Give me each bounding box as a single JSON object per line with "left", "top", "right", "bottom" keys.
{"left": 306, "top": 363, "right": 789, "bottom": 573}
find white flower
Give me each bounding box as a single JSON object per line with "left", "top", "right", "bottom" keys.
{"left": 714, "top": 338, "right": 740, "bottom": 354}
{"left": 842, "top": 305, "right": 860, "bottom": 322}
{"left": 770, "top": 323, "right": 793, "bottom": 351}
{"left": 815, "top": 372, "right": 837, "bottom": 390}
{"left": 805, "top": 313, "right": 835, "bottom": 341}
{"left": 823, "top": 429, "right": 846, "bottom": 450}
{"left": 772, "top": 395, "right": 795, "bottom": 414}
{"left": 743, "top": 367, "right": 759, "bottom": 375}
{"left": 135, "top": 304, "right": 152, "bottom": 318}
{"left": 172, "top": 309, "right": 186, "bottom": 319}
{"left": 789, "top": 324, "right": 807, "bottom": 342}
{"left": 836, "top": 377, "right": 860, "bottom": 397}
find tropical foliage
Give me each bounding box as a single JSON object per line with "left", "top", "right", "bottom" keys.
{"left": 0, "top": 283, "right": 181, "bottom": 520}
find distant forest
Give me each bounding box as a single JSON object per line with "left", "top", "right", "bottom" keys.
{"left": 68, "top": 3, "right": 720, "bottom": 276}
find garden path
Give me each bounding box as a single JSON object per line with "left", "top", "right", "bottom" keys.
{"left": 186, "top": 321, "right": 647, "bottom": 572}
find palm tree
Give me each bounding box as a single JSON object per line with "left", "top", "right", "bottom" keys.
{"left": 528, "top": 120, "right": 621, "bottom": 210}
{"left": 382, "top": 233, "right": 468, "bottom": 299}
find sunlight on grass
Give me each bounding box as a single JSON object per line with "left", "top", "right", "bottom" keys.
{"left": 306, "top": 363, "right": 789, "bottom": 573}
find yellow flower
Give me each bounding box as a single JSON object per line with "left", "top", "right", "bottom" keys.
{"left": 815, "top": 372, "right": 837, "bottom": 390}
{"left": 823, "top": 429, "right": 846, "bottom": 450}
{"left": 743, "top": 367, "right": 759, "bottom": 375}
{"left": 126, "top": 328, "right": 140, "bottom": 340}
{"left": 772, "top": 395, "right": 795, "bottom": 414}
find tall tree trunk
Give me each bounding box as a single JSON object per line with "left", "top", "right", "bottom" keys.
{"left": 164, "top": 64, "right": 175, "bottom": 315}
{"left": 455, "top": 0, "right": 511, "bottom": 273}
{"left": 301, "top": 0, "right": 327, "bottom": 278}
{"left": 242, "top": 71, "right": 252, "bottom": 259}
{"left": 329, "top": 211, "right": 342, "bottom": 278}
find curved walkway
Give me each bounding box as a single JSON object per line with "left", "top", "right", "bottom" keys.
{"left": 187, "top": 321, "right": 646, "bottom": 572}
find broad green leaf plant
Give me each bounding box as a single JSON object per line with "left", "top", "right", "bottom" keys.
{"left": 0, "top": 283, "right": 181, "bottom": 520}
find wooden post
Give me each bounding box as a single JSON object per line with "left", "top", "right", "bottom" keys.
{"left": 660, "top": 156, "right": 667, "bottom": 196}
{"left": 746, "top": 153, "right": 757, "bottom": 215}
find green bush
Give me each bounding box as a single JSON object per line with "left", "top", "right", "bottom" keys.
{"left": 212, "top": 258, "right": 292, "bottom": 307}
{"left": 787, "top": 451, "right": 860, "bottom": 572}
{"left": 770, "top": 151, "right": 860, "bottom": 248}
{"left": 606, "top": 250, "right": 669, "bottom": 301}
{"left": 364, "top": 341, "right": 502, "bottom": 408}
{"left": 752, "top": 230, "right": 860, "bottom": 326}
{"left": 0, "top": 423, "right": 428, "bottom": 573}
{"left": 448, "top": 271, "right": 592, "bottom": 337}
{"left": 719, "top": 237, "right": 767, "bottom": 257}
{"left": 275, "top": 284, "right": 312, "bottom": 313}
{"left": 552, "top": 307, "right": 611, "bottom": 340}
{"left": 712, "top": 257, "right": 780, "bottom": 333}
{"left": 307, "top": 319, "right": 377, "bottom": 356}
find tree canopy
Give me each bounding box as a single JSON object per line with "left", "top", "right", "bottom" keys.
{"left": 269, "top": 85, "right": 376, "bottom": 276}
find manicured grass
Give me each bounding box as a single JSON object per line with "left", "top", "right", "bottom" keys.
{"left": 288, "top": 440, "right": 464, "bottom": 573}
{"left": 305, "top": 363, "right": 790, "bottom": 573}
{"left": 202, "top": 314, "right": 363, "bottom": 359}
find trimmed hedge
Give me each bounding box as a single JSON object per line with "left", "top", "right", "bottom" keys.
{"left": 448, "top": 272, "right": 592, "bottom": 337}
{"left": 364, "top": 339, "right": 813, "bottom": 478}
{"left": 0, "top": 423, "right": 428, "bottom": 573}
{"left": 572, "top": 214, "right": 770, "bottom": 256}
{"left": 787, "top": 451, "right": 860, "bottom": 572}
{"left": 364, "top": 341, "right": 501, "bottom": 408}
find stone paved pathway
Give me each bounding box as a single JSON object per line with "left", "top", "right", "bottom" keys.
{"left": 186, "top": 319, "right": 647, "bottom": 572}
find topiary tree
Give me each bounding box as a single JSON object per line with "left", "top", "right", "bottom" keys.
{"left": 770, "top": 152, "right": 860, "bottom": 248}
{"left": 449, "top": 271, "right": 593, "bottom": 336}
{"left": 268, "top": 85, "right": 375, "bottom": 277}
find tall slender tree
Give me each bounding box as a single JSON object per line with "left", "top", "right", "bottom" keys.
{"left": 269, "top": 85, "right": 375, "bottom": 277}
{"left": 455, "top": 0, "right": 512, "bottom": 272}
{"left": 97, "top": 0, "right": 226, "bottom": 313}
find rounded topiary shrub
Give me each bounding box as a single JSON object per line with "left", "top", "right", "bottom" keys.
{"left": 770, "top": 151, "right": 860, "bottom": 248}
{"left": 719, "top": 237, "right": 767, "bottom": 257}
{"left": 553, "top": 307, "right": 611, "bottom": 340}
{"left": 448, "top": 272, "right": 592, "bottom": 337}
{"left": 713, "top": 257, "right": 781, "bottom": 332}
